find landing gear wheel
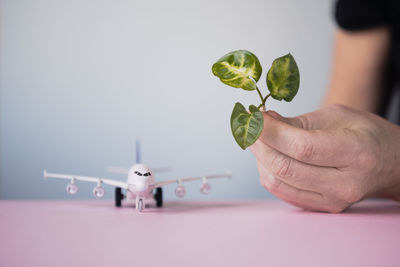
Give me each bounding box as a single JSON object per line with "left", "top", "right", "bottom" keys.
{"left": 153, "top": 188, "right": 163, "bottom": 207}
{"left": 115, "top": 187, "right": 124, "bottom": 207}
{"left": 137, "top": 199, "right": 144, "bottom": 212}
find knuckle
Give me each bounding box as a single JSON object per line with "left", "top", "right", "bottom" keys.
{"left": 271, "top": 153, "right": 293, "bottom": 178}
{"left": 295, "top": 115, "right": 311, "bottom": 129}
{"left": 261, "top": 174, "right": 282, "bottom": 194}
{"left": 328, "top": 104, "right": 350, "bottom": 113}
{"left": 357, "top": 150, "right": 381, "bottom": 172}
{"left": 325, "top": 204, "right": 346, "bottom": 213}
{"left": 291, "top": 136, "right": 314, "bottom": 162}
{"left": 268, "top": 178, "right": 282, "bottom": 194}
{"left": 339, "top": 185, "right": 364, "bottom": 203}
{"left": 322, "top": 198, "right": 349, "bottom": 213}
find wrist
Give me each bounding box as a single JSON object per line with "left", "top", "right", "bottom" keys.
{"left": 375, "top": 121, "right": 400, "bottom": 200}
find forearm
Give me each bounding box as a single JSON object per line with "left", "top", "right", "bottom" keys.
{"left": 324, "top": 28, "right": 391, "bottom": 113}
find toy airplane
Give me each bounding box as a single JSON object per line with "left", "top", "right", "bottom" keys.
{"left": 43, "top": 141, "right": 232, "bottom": 212}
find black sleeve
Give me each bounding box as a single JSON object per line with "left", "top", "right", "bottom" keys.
{"left": 335, "top": 0, "right": 392, "bottom": 31}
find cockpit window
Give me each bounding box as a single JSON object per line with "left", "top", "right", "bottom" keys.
{"left": 133, "top": 171, "right": 151, "bottom": 176}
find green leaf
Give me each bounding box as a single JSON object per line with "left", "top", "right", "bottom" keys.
{"left": 212, "top": 50, "right": 262, "bottom": 91}
{"left": 230, "top": 102, "right": 264, "bottom": 150}
{"left": 266, "top": 53, "right": 300, "bottom": 101}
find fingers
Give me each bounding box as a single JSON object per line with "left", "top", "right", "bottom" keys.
{"left": 250, "top": 140, "right": 340, "bottom": 193}
{"left": 259, "top": 111, "right": 360, "bottom": 167}
{"left": 268, "top": 106, "right": 349, "bottom": 131}
{"left": 263, "top": 110, "right": 304, "bottom": 129}
{"left": 255, "top": 161, "right": 327, "bottom": 211}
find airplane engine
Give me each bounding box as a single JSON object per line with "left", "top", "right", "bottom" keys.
{"left": 66, "top": 182, "right": 78, "bottom": 195}
{"left": 200, "top": 182, "right": 211, "bottom": 194}
{"left": 175, "top": 185, "right": 186, "bottom": 198}
{"left": 93, "top": 185, "right": 105, "bottom": 198}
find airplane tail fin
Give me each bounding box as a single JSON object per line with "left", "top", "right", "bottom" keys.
{"left": 135, "top": 139, "right": 141, "bottom": 164}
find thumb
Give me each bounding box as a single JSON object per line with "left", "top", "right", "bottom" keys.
{"left": 264, "top": 110, "right": 304, "bottom": 129}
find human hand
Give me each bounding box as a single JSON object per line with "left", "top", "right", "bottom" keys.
{"left": 250, "top": 105, "right": 400, "bottom": 213}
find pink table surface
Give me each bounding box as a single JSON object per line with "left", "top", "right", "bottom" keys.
{"left": 0, "top": 199, "right": 399, "bottom": 267}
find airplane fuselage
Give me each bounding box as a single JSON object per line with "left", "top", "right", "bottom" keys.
{"left": 125, "top": 164, "right": 155, "bottom": 203}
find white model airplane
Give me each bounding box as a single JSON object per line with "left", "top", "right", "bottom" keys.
{"left": 44, "top": 142, "right": 232, "bottom": 212}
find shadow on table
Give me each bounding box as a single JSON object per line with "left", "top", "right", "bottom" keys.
{"left": 344, "top": 200, "right": 400, "bottom": 216}
{"left": 145, "top": 201, "right": 254, "bottom": 214}
{"left": 288, "top": 199, "right": 400, "bottom": 216}
{"left": 83, "top": 200, "right": 254, "bottom": 213}
{"left": 77, "top": 199, "right": 400, "bottom": 215}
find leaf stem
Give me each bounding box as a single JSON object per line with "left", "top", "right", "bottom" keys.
{"left": 255, "top": 86, "right": 264, "bottom": 105}
{"left": 262, "top": 93, "right": 271, "bottom": 106}
{"left": 257, "top": 93, "right": 271, "bottom": 110}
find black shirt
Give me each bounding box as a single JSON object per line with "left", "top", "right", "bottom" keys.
{"left": 335, "top": 0, "right": 400, "bottom": 120}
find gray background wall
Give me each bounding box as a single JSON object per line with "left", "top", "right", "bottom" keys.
{"left": 0, "top": 0, "right": 336, "bottom": 200}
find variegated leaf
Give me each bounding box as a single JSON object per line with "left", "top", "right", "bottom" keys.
{"left": 266, "top": 53, "right": 300, "bottom": 101}
{"left": 212, "top": 50, "right": 262, "bottom": 91}
{"left": 230, "top": 102, "right": 264, "bottom": 150}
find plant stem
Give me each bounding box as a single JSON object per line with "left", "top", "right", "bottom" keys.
{"left": 255, "top": 86, "right": 264, "bottom": 105}
{"left": 257, "top": 93, "right": 271, "bottom": 110}
{"left": 262, "top": 93, "right": 271, "bottom": 106}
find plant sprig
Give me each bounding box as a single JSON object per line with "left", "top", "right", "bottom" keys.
{"left": 212, "top": 50, "right": 300, "bottom": 149}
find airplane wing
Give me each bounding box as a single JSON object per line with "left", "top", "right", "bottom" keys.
{"left": 154, "top": 171, "right": 232, "bottom": 188}
{"left": 105, "top": 166, "right": 171, "bottom": 175}
{"left": 43, "top": 169, "right": 129, "bottom": 189}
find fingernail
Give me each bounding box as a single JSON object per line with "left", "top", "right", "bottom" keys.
{"left": 266, "top": 110, "right": 282, "bottom": 120}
